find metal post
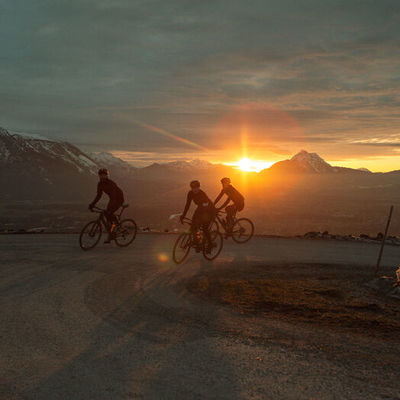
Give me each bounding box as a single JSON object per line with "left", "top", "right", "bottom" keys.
{"left": 375, "top": 205, "right": 394, "bottom": 276}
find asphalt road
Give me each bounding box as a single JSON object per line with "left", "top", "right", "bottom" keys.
{"left": 1, "top": 234, "right": 400, "bottom": 399}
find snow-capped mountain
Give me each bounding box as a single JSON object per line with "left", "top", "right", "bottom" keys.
{"left": 136, "top": 158, "right": 227, "bottom": 181}
{"left": 268, "top": 150, "right": 369, "bottom": 174}
{"left": 290, "top": 150, "right": 334, "bottom": 173}
{"left": 0, "top": 127, "right": 99, "bottom": 200}
{"left": 0, "top": 127, "right": 97, "bottom": 173}
{"left": 89, "top": 151, "right": 136, "bottom": 173}
{"left": 161, "top": 159, "right": 212, "bottom": 170}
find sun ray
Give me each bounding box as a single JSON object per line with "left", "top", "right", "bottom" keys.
{"left": 131, "top": 119, "right": 209, "bottom": 152}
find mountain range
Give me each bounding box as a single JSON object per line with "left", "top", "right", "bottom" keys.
{"left": 0, "top": 126, "right": 399, "bottom": 235}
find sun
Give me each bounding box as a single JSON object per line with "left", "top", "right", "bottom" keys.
{"left": 231, "top": 157, "right": 272, "bottom": 173}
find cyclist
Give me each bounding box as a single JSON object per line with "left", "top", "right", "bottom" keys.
{"left": 180, "top": 180, "right": 215, "bottom": 253}
{"left": 214, "top": 177, "right": 244, "bottom": 230}
{"left": 89, "top": 168, "right": 124, "bottom": 243}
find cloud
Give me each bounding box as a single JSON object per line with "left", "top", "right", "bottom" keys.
{"left": 0, "top": 0, "right": 400, "bottom": 170}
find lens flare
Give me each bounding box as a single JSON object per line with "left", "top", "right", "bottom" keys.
{"left": 157, "top": 253, "right": 169, "bottom": 262}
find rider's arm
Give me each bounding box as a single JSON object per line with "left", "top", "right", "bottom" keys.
{"left": 181, "top": 192, "right": 192, "bottom": 219}
{"left": 219, "top": 197, "right": 231, "bottom": 209}
{"left": 214, "top": 189, "right": 224, "bottom": 205}
{"left": 90, "top": 183, "right": 103, "bottom": 207}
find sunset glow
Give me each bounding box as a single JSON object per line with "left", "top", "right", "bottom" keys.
{"left": 227, "top": 157, "right": 273, "bottom": 173}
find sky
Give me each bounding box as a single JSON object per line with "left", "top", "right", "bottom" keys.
{"left": 1, "top": 0, "right": 399, "bottom": 171}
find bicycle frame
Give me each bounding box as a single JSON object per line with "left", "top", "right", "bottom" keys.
{"left": 180, "top": 217, "right": 209, "bottom": 247}
{"left": 91, "top": 205, "right": 128, "bottom": 230}
{"left": 214, "top": 210, "right": 234, "bottom": 233}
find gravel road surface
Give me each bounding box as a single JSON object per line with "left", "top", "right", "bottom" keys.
{"left": 1, "top": 234, "right": 399, "bottom": 399}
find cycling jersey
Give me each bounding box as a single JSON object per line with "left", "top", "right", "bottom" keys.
{"left": 182, "top": 189, "right": 214, "bottom": 219}
{"left": 214, "top": 184, "right": 244, "bottom": 208}
{"left": 91, "top": 178, "right": 124, "bottom": 206}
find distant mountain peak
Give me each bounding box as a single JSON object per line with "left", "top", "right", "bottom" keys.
{"left": 0, "top": 126, "right": 97, "bottom": 173}
{"left": 291, "top": 150, "right": 326, "bottom": 163}
{"left": 89, "top": 151, "right": 135, "bottom": 172}
{"left": 357, "top": 167, "right": 371, "bottom": 173}
{"left": 272, "top": 150, "right": 334, "bottom": 173}
{"left": 269, "top": 150, "right": 373, "bottom": 174}
{"left": 162, "top": 159, "right": 212, "bottom": 170}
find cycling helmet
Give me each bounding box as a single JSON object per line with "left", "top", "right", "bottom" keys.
{"left": 190, "top": 180, "right": 200, "bottom": 188}
{"left": 98, "top": 168, "right": 109, "bottom": 176}
{"left": 221, "top": 177, "right": 231, "bottom": 184}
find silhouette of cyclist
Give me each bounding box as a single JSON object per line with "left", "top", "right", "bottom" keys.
{"left": 214, "top": 177, "right": 244, "bottom": 230}
{"left": 180, "top": 180, "right": 215, "bottom": 253}
{"left": 89, "top": 168, "right": 124, "bottom": 243}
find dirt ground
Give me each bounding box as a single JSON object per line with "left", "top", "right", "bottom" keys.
{"left": 186, "top": 262, "right": 400, "bottom": 340}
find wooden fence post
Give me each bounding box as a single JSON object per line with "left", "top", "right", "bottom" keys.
{"left": 375, "top": 205, "right": 394, "bottom": 276}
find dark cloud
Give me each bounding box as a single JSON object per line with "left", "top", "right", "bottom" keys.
{"left": 1, "top": 0, "right": 400, "bottom": 165}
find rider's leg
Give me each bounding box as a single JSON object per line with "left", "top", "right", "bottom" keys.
{"left": 191, "top": 209, "right": 202, "bottom": 250}
{"left": 225, "top": 204, "right": 237, "bottom": 229}
{"left": 104, "top": 201, "right": 122, "bottom": 242}
{"left": 202, "top": 222, "right": 213, "bottom": 253}
{"left": 202, "top": 209, "right": 215, "bottom": 253}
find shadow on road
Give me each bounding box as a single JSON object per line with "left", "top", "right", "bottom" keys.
{"left": 23, "top": 259, "right": 243, "bottom": 399}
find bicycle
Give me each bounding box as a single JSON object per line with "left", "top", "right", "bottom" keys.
{"left": 210, "top": 209, "right": 254, "bottom": 244}
{"left": 172, "top": 217, "right": 224, "bottom": 264}
{"left": 79, "top": 205, "right": 137, "bottom": 250}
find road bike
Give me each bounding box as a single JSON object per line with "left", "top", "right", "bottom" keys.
{"left": 79, "top": 205, "right": 137, "bottom": 250}
{"left": 210, "top": 209, "right": 254, "bottom": 244}
{"left": 172, "top": 217, "right": 223, "bottom": 264}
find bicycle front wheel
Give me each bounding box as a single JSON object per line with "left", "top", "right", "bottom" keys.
{"left": 203, "top": 231, "right": 223, "bottom": 261}
{"left": 231, "top": 218, "right": 254, "bottom": 244}
{"left": 209, "top": 220, "right": 219, "bottom": 241}
{"left": 173, "top": 232, "right": 191, "bottom": 264}
{"left": 79, "top": 221, "right": 102, "bottom": 250}
{"left": 115, "top": 219, "right": 137, "bottom": 247}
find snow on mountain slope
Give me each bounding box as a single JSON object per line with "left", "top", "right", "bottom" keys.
{"left": 0, "top": 127, "right": 101, "bottom": 200}
{"left": 163, "top": 159, "right": 213, "bottom": 170}
{"left": 89, "top": 151, "right": 135, "bottom": 171}
{"left": 8, "top": 130, "right": 52, "bottom": 141}
{"left": 268, "top": 150, "right": 371, "bottom": 174}
{"left": 0, "top": 127, "right": 97, "bottom": 173}
{"left": 290, "top": 150, "right": 334, "bottom": 173}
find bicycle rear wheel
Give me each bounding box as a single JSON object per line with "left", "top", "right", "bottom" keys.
{"left": 79, "top": 221, "right": 102, "bottom": 250}
{"left": 203, "top": 231, "right": 223, "bottom": 261}
{"left": 173, "top": 232, "right": 191, "bottom": 264}
{"left": 114, "top": 219, "right": 137, "bottom": 247}
{"left": 231, "top": 218, "right": 254, "bottom": 244}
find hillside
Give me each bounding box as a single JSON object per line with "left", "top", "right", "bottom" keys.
{"left": 1, "top": 127, "right": 399, "bottom": 235}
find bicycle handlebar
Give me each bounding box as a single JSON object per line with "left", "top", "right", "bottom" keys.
{"left": 215, "top": 209, "right": 227, "bottom": 216}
